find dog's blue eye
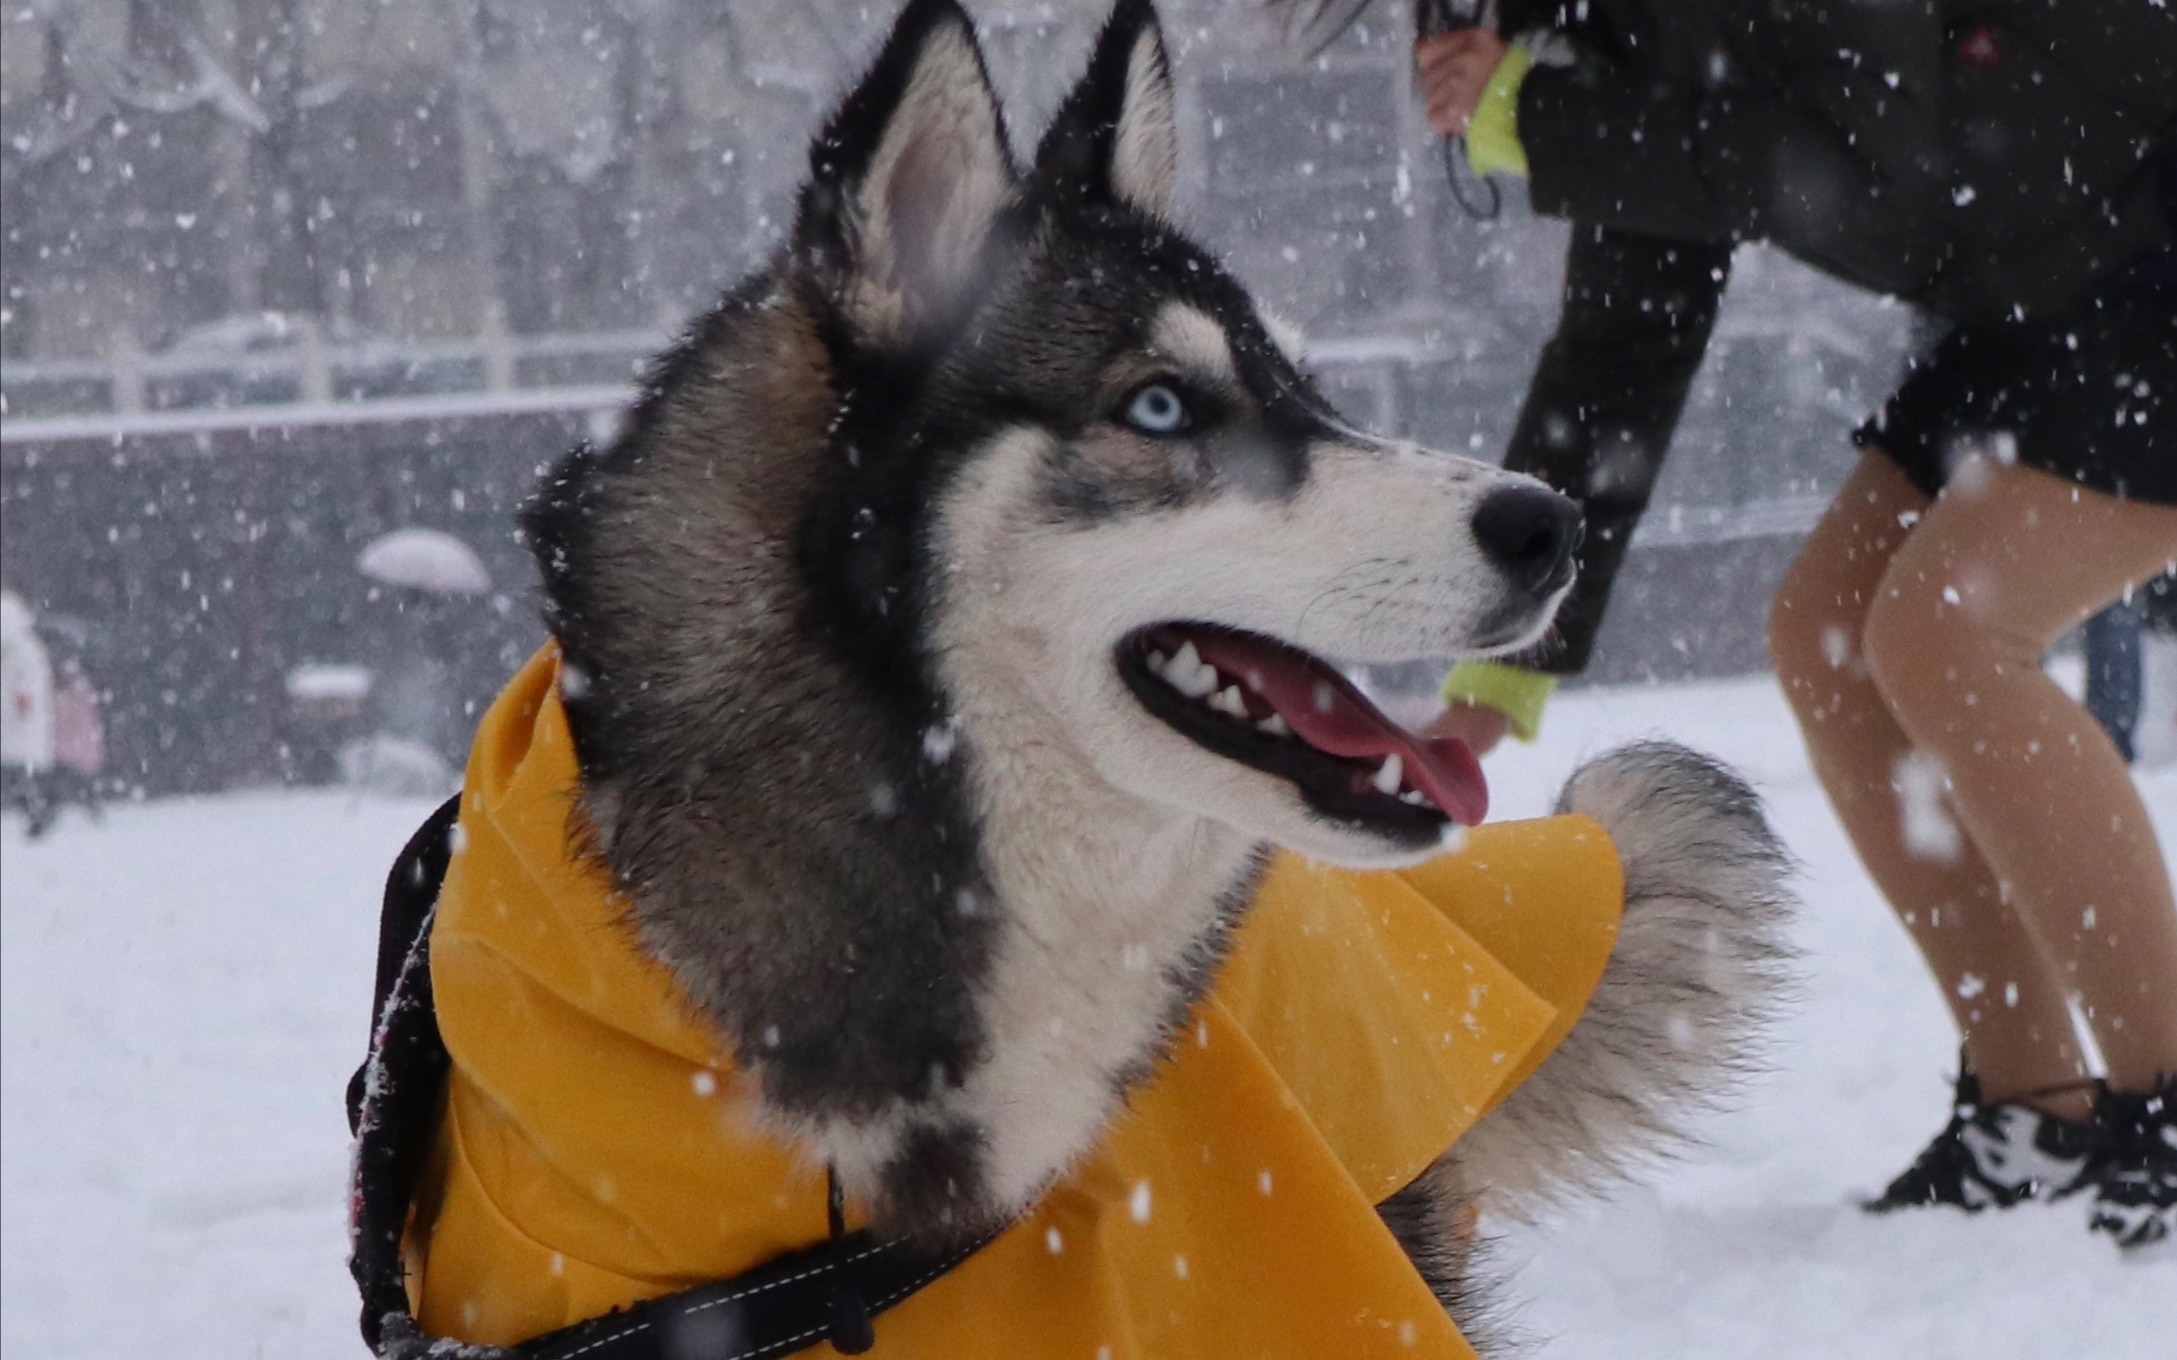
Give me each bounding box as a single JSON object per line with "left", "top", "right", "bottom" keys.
{"left": 1123, "top": 382, "right": 1190, "bottom": 435}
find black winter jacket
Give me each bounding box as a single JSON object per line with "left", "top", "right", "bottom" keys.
{"left": 1494, "top": 0, "right": 2175, "bottom": 673}
{"left": 1511, "top": 0, "right": 2175, "bottom": 318}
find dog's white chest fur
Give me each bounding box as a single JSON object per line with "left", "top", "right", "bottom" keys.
{"left": 959, "top": 738, "right": 1252, "bottom": 1209}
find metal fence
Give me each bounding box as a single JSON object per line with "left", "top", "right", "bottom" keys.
{"left": 2, "top": 317, "right": 1853, "bottom": 796}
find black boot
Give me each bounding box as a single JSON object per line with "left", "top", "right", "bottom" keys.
{"left": 2084, "top": 1077, "right": 2176, "bottom": 1250}
{"left": 1864, "top": 1056, "right": 2103, "bottom": 1214}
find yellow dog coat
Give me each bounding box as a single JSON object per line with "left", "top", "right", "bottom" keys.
{"left": 407, "top": 647, "right": 1623, "bottom": 1357}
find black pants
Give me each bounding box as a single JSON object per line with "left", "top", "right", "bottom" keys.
{"left": 1500, "top": 228, "right": 1734, "bottom": 674}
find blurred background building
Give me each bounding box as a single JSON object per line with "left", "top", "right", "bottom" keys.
{"left": 0, "top": 0, "right": 1916, "bottom": 795}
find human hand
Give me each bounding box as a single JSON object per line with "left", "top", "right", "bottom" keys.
{"left": 1421, "top": 699, "right": 1514, "bottom": 758}
{"left": 1414, "top": 28, "right": 1511, "bottom": 138}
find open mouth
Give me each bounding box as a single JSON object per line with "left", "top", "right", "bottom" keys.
{"left": 1115, "top": 623, "right": 1488, "bottom": 836}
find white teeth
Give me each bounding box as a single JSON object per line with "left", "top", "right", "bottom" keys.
{"left": 1399, "top": 789, "right": 1429, "bottom": 806}
{"left": 1177, "top": 667, "right": 1218, "bottom": 700}
{"left": 1371, "top": 753, "right": 1403, "bottom": 795}
{"left": 1147, "top": 649, "right": 1169, "bottom": 674}
{"left": 1211, "top": 685, "right": 1249, "bottom": 719}
{"left": 1165, "top": 641, "right": 1219, "bottom": 699}
{"left": 1257, "top": 713, "right": 1291, "bottom": 737}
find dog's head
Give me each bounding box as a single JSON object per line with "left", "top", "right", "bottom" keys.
{"left": 790, "top": 0, "right": 1579, "bottom": 868}
{"left": 519, "top": 0, "right": 1585, "bottom": 1225}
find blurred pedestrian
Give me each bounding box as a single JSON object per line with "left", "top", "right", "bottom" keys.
{"left": 1409, "top": 0, "right": 2177, "bottom": 1246}
{"left": 2084, "top": 570, "right": 2177, "bottom": 764}
{"left": 2, "top": 587, "right": 58, "bottom": 834}
{"left": 2087, "top": 592, "right": 2149, "bottom": 763}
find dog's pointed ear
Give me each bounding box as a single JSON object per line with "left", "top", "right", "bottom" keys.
{"left": 794, "top": 0, "right": 1017, "bottom": 344}
{"left": 1033, "top": 0, "right": 1178, "bottom": 219}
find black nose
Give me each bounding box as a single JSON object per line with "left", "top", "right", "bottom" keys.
{"left": 1472, "top": 486, "right": 1583, "bottom": 596}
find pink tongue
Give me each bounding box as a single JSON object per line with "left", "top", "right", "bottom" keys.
{"left": 1185, "top": 630, "right": 1489, "bottom": 827}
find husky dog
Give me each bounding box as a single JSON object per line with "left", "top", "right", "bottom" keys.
{"left": 522, "top": 0, "right": 1792, "bottom": 1334}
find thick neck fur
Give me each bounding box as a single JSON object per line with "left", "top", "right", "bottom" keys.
{"left": 534, "top": 273, "right": 1262, "bottom": 1239}
{"left": 944, "top": 664, "right": 1262, "bottom": 1215}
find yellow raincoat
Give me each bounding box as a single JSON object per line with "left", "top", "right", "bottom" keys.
{"left": 409, "top": 647, "right": 1624, "bottom": 1357}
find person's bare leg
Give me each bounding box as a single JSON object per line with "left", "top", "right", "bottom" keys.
{"left": 1771, "top": 451, "right": 2092, "bottom": 1114}
{"left": 1861, "top": 458, "right": 2177, "bottom": 1100}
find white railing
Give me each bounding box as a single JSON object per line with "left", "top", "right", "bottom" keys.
{"left": 0, "top": 325, "right": 667, "bottom": 432}
{"left": 1, "top": 325, "right": 1827, "bottom": 545}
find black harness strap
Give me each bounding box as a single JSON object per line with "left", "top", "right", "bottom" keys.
{"left": 347, "top": 796, "right": 993, "bottom": 1359}
{"left": 348, "top": 795, "right": 461, "bottom": 1355}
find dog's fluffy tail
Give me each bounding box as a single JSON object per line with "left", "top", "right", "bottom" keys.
{"left": 1454, "top": 741, "right": 1798, "bottom": 1214}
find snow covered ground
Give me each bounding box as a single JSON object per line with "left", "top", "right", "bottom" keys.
{"left": 3, "top": 675, "right": 2172, "bottom": 1358}
{"left": 1485, "top": 680, "right": 2177, "bottom": 1360}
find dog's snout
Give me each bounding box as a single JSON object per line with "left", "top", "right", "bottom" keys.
{"left": 1472, "top": 486, "right": 1583, "bottom": 596}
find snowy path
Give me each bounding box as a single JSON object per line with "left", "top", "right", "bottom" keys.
{"left": 1486, "top": 682, "right": 2177, "bottom": 1360}
{"left": 4, "top": 677, "right": 2172, "bottom": 1358}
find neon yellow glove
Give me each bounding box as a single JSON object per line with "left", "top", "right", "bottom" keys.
{"left": 1439, "top": 660, "right": 1556, "bottom": 743}
{"left": 1464, "top": 45, "right": 1533, "bottom": 180}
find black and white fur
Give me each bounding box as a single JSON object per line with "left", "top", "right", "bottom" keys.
{"left": 1378, "top": 742, "right": 1795, "bottom": 1346}
{"left": 521, "top": 0, "right": 1795, "bottom": 1335}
